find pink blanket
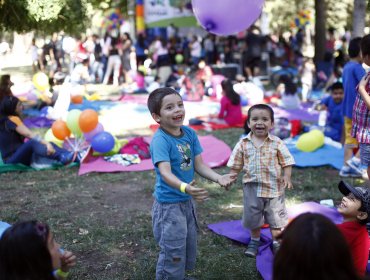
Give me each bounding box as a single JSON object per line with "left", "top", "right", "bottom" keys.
{"left": 78, "top": 135, "right": 231, "bottom": 175}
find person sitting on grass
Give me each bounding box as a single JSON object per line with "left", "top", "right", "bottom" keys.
{"left": 337, "top": 180, "right": 370, "bottom": 276}
{"left": 0, "top": 96, "right": 76, "bottom": 166}
{"left": 190, "top": 79, "right": 243, "bottom": 126}
{"left": 316, "top": 81, "right": 344, "bottom": 142}
{"left": 274, "top": 213, "right": 361, "bottom": 280}
{"left": 0, "top": 220, "right": 76, "bottom": 280}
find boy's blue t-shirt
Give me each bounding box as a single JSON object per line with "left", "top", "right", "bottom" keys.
{"left": 321, "top": 96, "right": 343, "bottom": 141}
{"left": 150, "top": 126, "right": 203, "bottom": 203}
{"left": 341, "top": 61, "right": 365, "bottom": 119}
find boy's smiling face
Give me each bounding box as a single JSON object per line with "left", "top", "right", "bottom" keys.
{"left": 247, "top": 108, "right": 274, "bottom": 138}
{"left": 337, "top": 193, "right": 366, "bottom": 221}
{"left": 152, "top": 94, "right": 185, "bottom": 134}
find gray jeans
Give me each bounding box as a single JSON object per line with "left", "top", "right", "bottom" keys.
{"left": 152, "top": 199, "right": 198, "bottom": 280}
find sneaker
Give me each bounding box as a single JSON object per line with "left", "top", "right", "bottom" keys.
{"left": 272, "top": 242, "right": 281, "bottom": 255}
{"left": 346, "top": 157, "right": 362, "bottom": 174}
{"left": 244, "top": 239, "right": 260, "bottom": 258}
{"left": 339, "top": 166, "right": 362, "bottom": 178}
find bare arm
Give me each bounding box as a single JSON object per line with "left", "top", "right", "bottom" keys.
{"left": 358, "top": 75, "right": 370, "bottom": 110}
{"left": 15, "top": 124, "right": 55, "bottom": 155}
{"left": 282, "top": 165, "right": 293, "bottom": 189}
{"left": 158, "top": 161, "right": 208, "bottom": 201}
{"left": 194, "top": 155, "right": 237, "bottom": 188}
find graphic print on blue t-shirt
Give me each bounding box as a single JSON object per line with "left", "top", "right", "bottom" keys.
{"left": 177, "top": 143, "right": 192, "bottom": 171}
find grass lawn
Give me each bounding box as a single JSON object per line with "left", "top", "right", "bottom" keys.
{"left": 1, "top": 127, "right": 367, "bottom": 280}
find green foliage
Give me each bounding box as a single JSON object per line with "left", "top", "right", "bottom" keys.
{"left": 0, "top": 0, "right": 90, "bottom": 35}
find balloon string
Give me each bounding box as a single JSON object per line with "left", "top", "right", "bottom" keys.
{"left": 65, "top": 138, "right": 76, "bottom": 152}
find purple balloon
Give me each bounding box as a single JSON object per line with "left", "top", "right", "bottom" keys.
{"left": 84, "top": 123, "right": 104, "bottom": 142}
{"left": 192, "top": 0, "right": 264, "bottom": 36}
{"left": 91, "top": 131, "right": 115, "bottom": 153}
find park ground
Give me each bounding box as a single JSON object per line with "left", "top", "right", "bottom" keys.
{"left": 0, "top": 126, "right": 366, "bottom": 279}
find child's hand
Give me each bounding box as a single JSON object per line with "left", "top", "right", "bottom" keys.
{"left": 60, "top": 250, "right": 77, "bottom": 272}
{"left": 217, "top": 173, "right": 238, "bottom": 191}
{"left": 282, "top": 176, "right": 293, "bottom": 190}
{"left": 185, "top": 181, "right": 209, "bottom": 202}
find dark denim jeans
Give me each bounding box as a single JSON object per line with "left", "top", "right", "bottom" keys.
{"left": 5, "top": 139, "right": 69, "bottom": 166}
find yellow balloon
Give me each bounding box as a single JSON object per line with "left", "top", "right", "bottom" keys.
{"left": 296, "top": 129, "right": 324, "bottom": 152}
{"left": 44, "top": 128, "right": 64, "bottom": 148}
{"left": 32, "top": 72, "right": 49, "bottom": 92}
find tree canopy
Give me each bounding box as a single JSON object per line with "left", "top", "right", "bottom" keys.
{"left": 0, "top": 0, "right": 127, "bottom": 35}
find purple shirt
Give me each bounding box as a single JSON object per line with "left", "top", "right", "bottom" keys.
{"left": 218, "top": 96, "right": 242, "bottom": 125}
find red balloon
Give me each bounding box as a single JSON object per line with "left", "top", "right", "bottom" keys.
{"left": 52, "top": 120, "right": 71, "bottom": 140}
{"left": 79, "top": 109, "right": 99, "bottom": 133}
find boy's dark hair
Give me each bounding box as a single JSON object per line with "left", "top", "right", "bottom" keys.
{"left": 360, "top": 34, "right": 370, "bottom": 57}
{"left": 330, "top": 82, "right": 343, "bottom": 91}
{"left": 0, "top": 221, "right": 55, "bottom": 280}
{"left": 274, "top": 213, "right": 360, "bottom": 280}
{"left": 348, "top": 37, "right": 362, "bottom": 58}
{"left": 247, "top": 104, "right": 274, "bottom": 123}
{"left": 338, "top": 181, "right": 370, "bottom": 225}
{"left": 147, "top": 87, "right": 181, "bottom": 116}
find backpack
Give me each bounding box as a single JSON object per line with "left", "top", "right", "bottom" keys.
{"left": 120, "top": 137, "right": 150, "bottom": 159}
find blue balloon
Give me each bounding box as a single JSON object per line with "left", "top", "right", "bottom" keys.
{"left": 240, "top": 95, "right": 248, "bottom": 106}
{"left": 91, "top": 131, "right": 115, "bottom": 153}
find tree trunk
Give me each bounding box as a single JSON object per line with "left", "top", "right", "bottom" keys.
{"left": 352, "top": 0, "right": 366, "bottom": 38}
{"left": 314, "top": 0, "right": 326, "bottom": 63}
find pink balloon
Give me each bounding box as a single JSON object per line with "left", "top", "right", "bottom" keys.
{"left": 192, "top": 0, "right": 264, "bottom": 36}
{"left": 84, "top": 123, "right": 104, "bottom": 142}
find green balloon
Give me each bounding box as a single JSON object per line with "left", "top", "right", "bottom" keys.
{"left": 66, "top": 109, "right": 83, "bottom": 138}
{"left": 175, "top": 54, "right": 184, "bottom": 64}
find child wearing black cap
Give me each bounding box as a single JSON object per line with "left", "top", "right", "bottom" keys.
{"left": 337, "top": 180, "right": 370, "bottom": 276}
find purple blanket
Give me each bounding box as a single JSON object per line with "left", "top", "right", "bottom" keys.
{"left": 208, "top": 202, "right": 342, "bottom": 280}
{"left": 273, "top": 103, "right": 319, "bottom": 122}
{"left": 23, "top": 116, "right": 53, "bottom": 128}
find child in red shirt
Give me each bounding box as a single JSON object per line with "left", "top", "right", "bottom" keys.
{"left": 337, "top": 181, "right": 370, "bottom": 276}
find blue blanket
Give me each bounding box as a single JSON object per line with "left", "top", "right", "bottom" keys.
{"left": 286, "top": 138, "right": 343, "bottom": 170}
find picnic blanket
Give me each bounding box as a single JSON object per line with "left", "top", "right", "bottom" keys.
{"left": 208, "top": 202, "right": 343, "bottom": 280}
{"left": 273, "top": 103, "right": 319, "bottom": 122}
{"left": 78, "top": 135, "right": 231, "bottom": 175}
{"left": 286, "top": 138, "right": 343, "bottom": 170}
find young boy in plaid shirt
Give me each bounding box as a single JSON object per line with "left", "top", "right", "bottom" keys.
{"left": 227, "top": 104, "right": 295, "bottom": 257}
{"left": 352, "top": 34, "right": 370, "bottom": 180}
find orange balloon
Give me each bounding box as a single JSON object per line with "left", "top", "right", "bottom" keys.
{"left": 79, "top": 109, "right": 99, "bottom": 133}
{"left": 71, "top": 95, "right": 83, "bottom": 104}
{"left": 52, "top": 120, "right": 71, "bottom": 140}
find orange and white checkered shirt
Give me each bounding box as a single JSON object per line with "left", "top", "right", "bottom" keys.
{"left": 227, "top": 133, "right": 295, "bottom": 198}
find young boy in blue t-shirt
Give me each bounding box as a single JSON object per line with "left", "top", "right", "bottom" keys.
{"left": 147, "top": 87, "right": 237, "bottom": 280}
{"left": 318, "top": 82, "right": 344, "bottom": 142}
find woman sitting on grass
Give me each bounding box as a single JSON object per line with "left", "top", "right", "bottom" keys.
{"left": 0, "top": 96, "right": 76, "bottom": 166}
{"left": 191, "top": 79, "right": 243, "bottom": 126}
{"left": 0, "top": 220, "right": 76, "bottom": 280}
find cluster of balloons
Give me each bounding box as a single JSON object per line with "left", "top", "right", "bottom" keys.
{"left": 101, "top": 8, "right": 124, "bottom": 30}
{"left": 296, "top": 129, "right": 324, "bottom": 152}
{"left": 291, "top": 10, "right": 311, "bottom": 28}
{"left": 50, "top": 109, "right": 115, "bottom": 153}
{"left": 192, "top": 0, "right": 264, "bottom": 36}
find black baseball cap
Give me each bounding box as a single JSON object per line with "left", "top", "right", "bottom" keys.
{"left": 338, "top": 181, "right": 370, "bottom": 219}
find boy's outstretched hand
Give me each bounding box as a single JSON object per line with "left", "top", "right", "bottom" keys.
{"left": 185, "top": 181, "right": 209, "bottom": 202}
{"left": 217, "top": 173, "right": 238, "bottom": 190}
